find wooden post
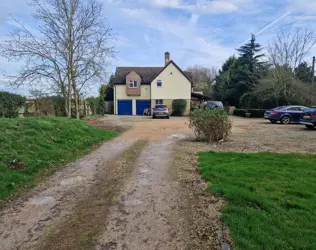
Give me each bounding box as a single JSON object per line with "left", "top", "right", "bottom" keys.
{"left": 312, "top": 56, "right": 315, "bottom": 84}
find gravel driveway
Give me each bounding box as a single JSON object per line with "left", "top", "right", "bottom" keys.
{"left": 1, "top": 115, "right": 315, "bottom": 250}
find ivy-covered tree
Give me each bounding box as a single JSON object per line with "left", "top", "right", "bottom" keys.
{"left": 294, "top": 62, "right": 312, "bottom": 83}
{"left": 108, "top": 74, "right": 115, "bottom": 88}
{"left": 0, "top": 92, "right": 25, "bottom": 118}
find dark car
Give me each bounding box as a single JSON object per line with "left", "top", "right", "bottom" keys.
{"left": 152, "top": 105, "right": 170, "bottom": 119}
{"left": 300, "top": 107, "right": 316, "bottom": 129}
{"left": 264, "top": 105, "right": 308, "bottom": 124}
{"left": 200, "top": 101, "right": 224, "bottom": 110}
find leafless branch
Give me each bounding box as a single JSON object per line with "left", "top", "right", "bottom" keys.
{"left": 267, "top": 28, "right": 316, "bottom": 69}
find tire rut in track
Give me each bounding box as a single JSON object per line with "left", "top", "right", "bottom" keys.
{"left": 96, "top": 135, "right": 188, "bottom": 250}
{"left": 35, "top": 140, "right": 148, "bottom": 250}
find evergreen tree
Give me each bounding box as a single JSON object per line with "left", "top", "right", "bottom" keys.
{"left": 237, "top": 34, "right": 267, "bottom": 84}
{"left": 214, "top": 35, "right": 267, "bottom": 107}
{"left": 294, "top": 62, "right": 312, "bottom": 83}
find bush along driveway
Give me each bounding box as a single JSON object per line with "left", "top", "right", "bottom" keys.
{"left": 199, "top": 151, "right": 316, "bottom": 250}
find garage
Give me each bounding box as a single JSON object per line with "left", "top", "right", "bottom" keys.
{"left": 136, "top": 100, "right": 151, "bottom": 115}
{"left": 117, "top": 100, "right": 132, "bottom": 115}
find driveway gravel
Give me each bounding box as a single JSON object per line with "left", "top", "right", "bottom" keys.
{"left": 1, "top": 115, "right": 315, "bottom": 250}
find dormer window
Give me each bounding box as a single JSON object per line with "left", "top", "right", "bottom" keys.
{"left": 129, "top": 80, "right": 138, "bottom": 88}
{"left": 157, "top": 80, "right": 162, "bottom": 87}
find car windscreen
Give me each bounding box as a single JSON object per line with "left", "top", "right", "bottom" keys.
{"left": 155, "top": 105, "right": 167, "bottom": 109}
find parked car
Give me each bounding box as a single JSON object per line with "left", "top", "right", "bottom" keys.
{"left": 152, "top": 105, "right": 170, "bottom": 119}
{"left": 200, "top": 101, "right": 224, "bottom": 110}
{"left": 300, "top": 107, "right": 316, "bottom": 129}
{"left": 264, "top": 105, "right": 308, "bottom": 124}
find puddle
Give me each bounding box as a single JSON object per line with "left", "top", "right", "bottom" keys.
{"left": 31, "top": 196, "right": 55, "bottom": 205}
{"left": 169, "top": 134, "right": 186, "bottom": 139}
{"left": 60, "top": 176, "right": 84, "bottom": 186}
{"left": 139, "top": 168, "right": 149, "bottom": 174}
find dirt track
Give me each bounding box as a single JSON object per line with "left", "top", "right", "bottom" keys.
{"left": 1, "top": 115, "right": 316, "bottom": 250}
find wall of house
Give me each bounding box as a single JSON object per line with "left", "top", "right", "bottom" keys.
{"left": 114, "top": 85, "right": 151, "bottom": 115}
{"left": 151, "top": 62, "right": 191, "bottom": 100}
{"left": 150, "top": 62, "right": 191, "bottom": 115}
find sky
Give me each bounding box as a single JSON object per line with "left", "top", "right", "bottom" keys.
{"left": 1, "top": 0, "right": 316, "bottom": 96}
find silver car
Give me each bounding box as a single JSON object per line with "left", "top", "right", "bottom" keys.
{"left": 152, "top": 105, "right": 170, "bottom": 119}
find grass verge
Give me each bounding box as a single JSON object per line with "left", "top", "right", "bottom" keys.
{"left": 0, "top": 117, "right": 117, "bottom": 202}
{"left": 199, "top": 152, "right": 316, "bottom": 250}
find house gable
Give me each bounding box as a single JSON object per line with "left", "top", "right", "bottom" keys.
{"left": 150, "top": 61, "right": 192, "bottom": 100}
{"left": 125, "top": 71, "right": 142, "bottom": 96}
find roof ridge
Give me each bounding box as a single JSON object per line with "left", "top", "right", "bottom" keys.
{"left": 116, "top": 66, "right": 163, "bottom": 68}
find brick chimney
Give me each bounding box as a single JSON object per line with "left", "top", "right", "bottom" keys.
{"left": 165, "top": 51, "right": 170, "bottom": 65}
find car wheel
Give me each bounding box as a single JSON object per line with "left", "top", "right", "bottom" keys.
{"left": 305, "top": 125, "right": 315, "bottom": 130}
{"left": 167, "top": 116, "right": 170, "bottom": 119}
{"left": 270, "top": 120, "right": 277, "bottom": 124}
{"left": 152, "top": 116, "right": 155, "bottom": 119}
{"left": 281, "top": 116, "right": 291, "bottom": 124}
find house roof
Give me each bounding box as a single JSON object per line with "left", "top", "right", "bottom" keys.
{"left": 114, "top": 61, "right": 192, "bottom": 85}
{"left": 191, "top": 92, "right": 212, "bottom": 101}
{"left": 114, "top": 67, "right": 163, "bottom": 85}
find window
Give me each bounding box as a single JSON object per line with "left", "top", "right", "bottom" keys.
{"left": 156, "top": 99, "right": 163, "bottom": 105}
{"left": 129, "top": 80, "right": 138, "bottom": 88}
{"left": 157, "top": 80, "right": 162, "bottom": 87}
{"left": 287, "top": 107, "right": 300, "bottom": 111}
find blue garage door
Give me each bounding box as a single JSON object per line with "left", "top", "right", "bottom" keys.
{"left": 136, "top": 100, "right": 151, "bottom": 115}
{"left": 118, "top": 100, "right": 132, "bottom": 115}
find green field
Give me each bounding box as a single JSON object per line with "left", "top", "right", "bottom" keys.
{"left": 0, "top": 117, "right": 117, "bottom": 201}
{"left": 199, "top": 152, "right": 316, "bottom": 250}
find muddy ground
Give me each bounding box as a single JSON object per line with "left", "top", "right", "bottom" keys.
{"left": 1, "top": 116, "right": 316, "bottom": 250}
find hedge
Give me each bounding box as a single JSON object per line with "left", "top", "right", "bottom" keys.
{"left": 233, "top": 109, "right": 266, "bottom": 118}
{"left": 0, "top": 91, "right": 25, "bottom": 118}
{"left": 172, "top": 99, "right": 187, "bottom": 116}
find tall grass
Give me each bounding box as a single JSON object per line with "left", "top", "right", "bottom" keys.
{"left": 0, "top": 117, "right": 117, "bottom": 201}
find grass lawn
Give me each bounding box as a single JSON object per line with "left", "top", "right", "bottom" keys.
{"left": 199, "top": 152, "right": 316, "bottom": 250}
{"left": 0, "top": 117, "right": 117, "bottom": 202}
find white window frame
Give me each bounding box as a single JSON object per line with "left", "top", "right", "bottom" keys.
{"left": 129, "top": 80, "right": 138, "bottom": 88}
{"left": 157, "top": 80, "right": 162, "bottom": 87}
{"left": 156, "top": 99, "right": 163, "bottom": 105}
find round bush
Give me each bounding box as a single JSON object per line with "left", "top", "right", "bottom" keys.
{"left": 188, "top": 108, "right": 232, "bottom": 142}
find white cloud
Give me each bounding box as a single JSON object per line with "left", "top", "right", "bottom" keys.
{"left": 120, "top": 7, "right": 234, "bottom": 67}
{"left": 288, "top": 0, "right": 316, "bottom": 13}
{"left": 137, "top": 0, "right": 251, "bottom": 14}
{"left": 198, "top": 0, "right": 239, "bottom": 13}
{"left": 149, "top": 0, "right": 182, "bottom": 8}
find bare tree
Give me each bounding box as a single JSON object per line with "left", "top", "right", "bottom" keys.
{"left": 0, "top": 0, "right": 115, "bottom": 118}
{"left": 267, "top": 28, "right": 316, "bottom": 69}
{"left": 186, "top": 65, "right": 217, "bottom": 96}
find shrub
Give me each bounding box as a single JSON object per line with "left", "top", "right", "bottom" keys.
{"left": 188, "top": 108, "right": 232, "bottom": 142}
{"left": 0, "top": 92, "right": 25, "bottom": 118}
{"left": 233, "top": 109, "right": 266, "bottom": 118}
{"left": 172, "top": 99, "right": 187, "bottom": 116}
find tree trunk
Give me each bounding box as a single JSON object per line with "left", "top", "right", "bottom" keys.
{"left": 67, "top": 80, "right": 72, "bottom": 117}
{"left": 72, "top": 85, "right": 80, "bottom": 119}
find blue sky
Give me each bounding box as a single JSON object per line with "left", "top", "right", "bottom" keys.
{"left": 1, "top": 0, "right": 316, "bottom": 96}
